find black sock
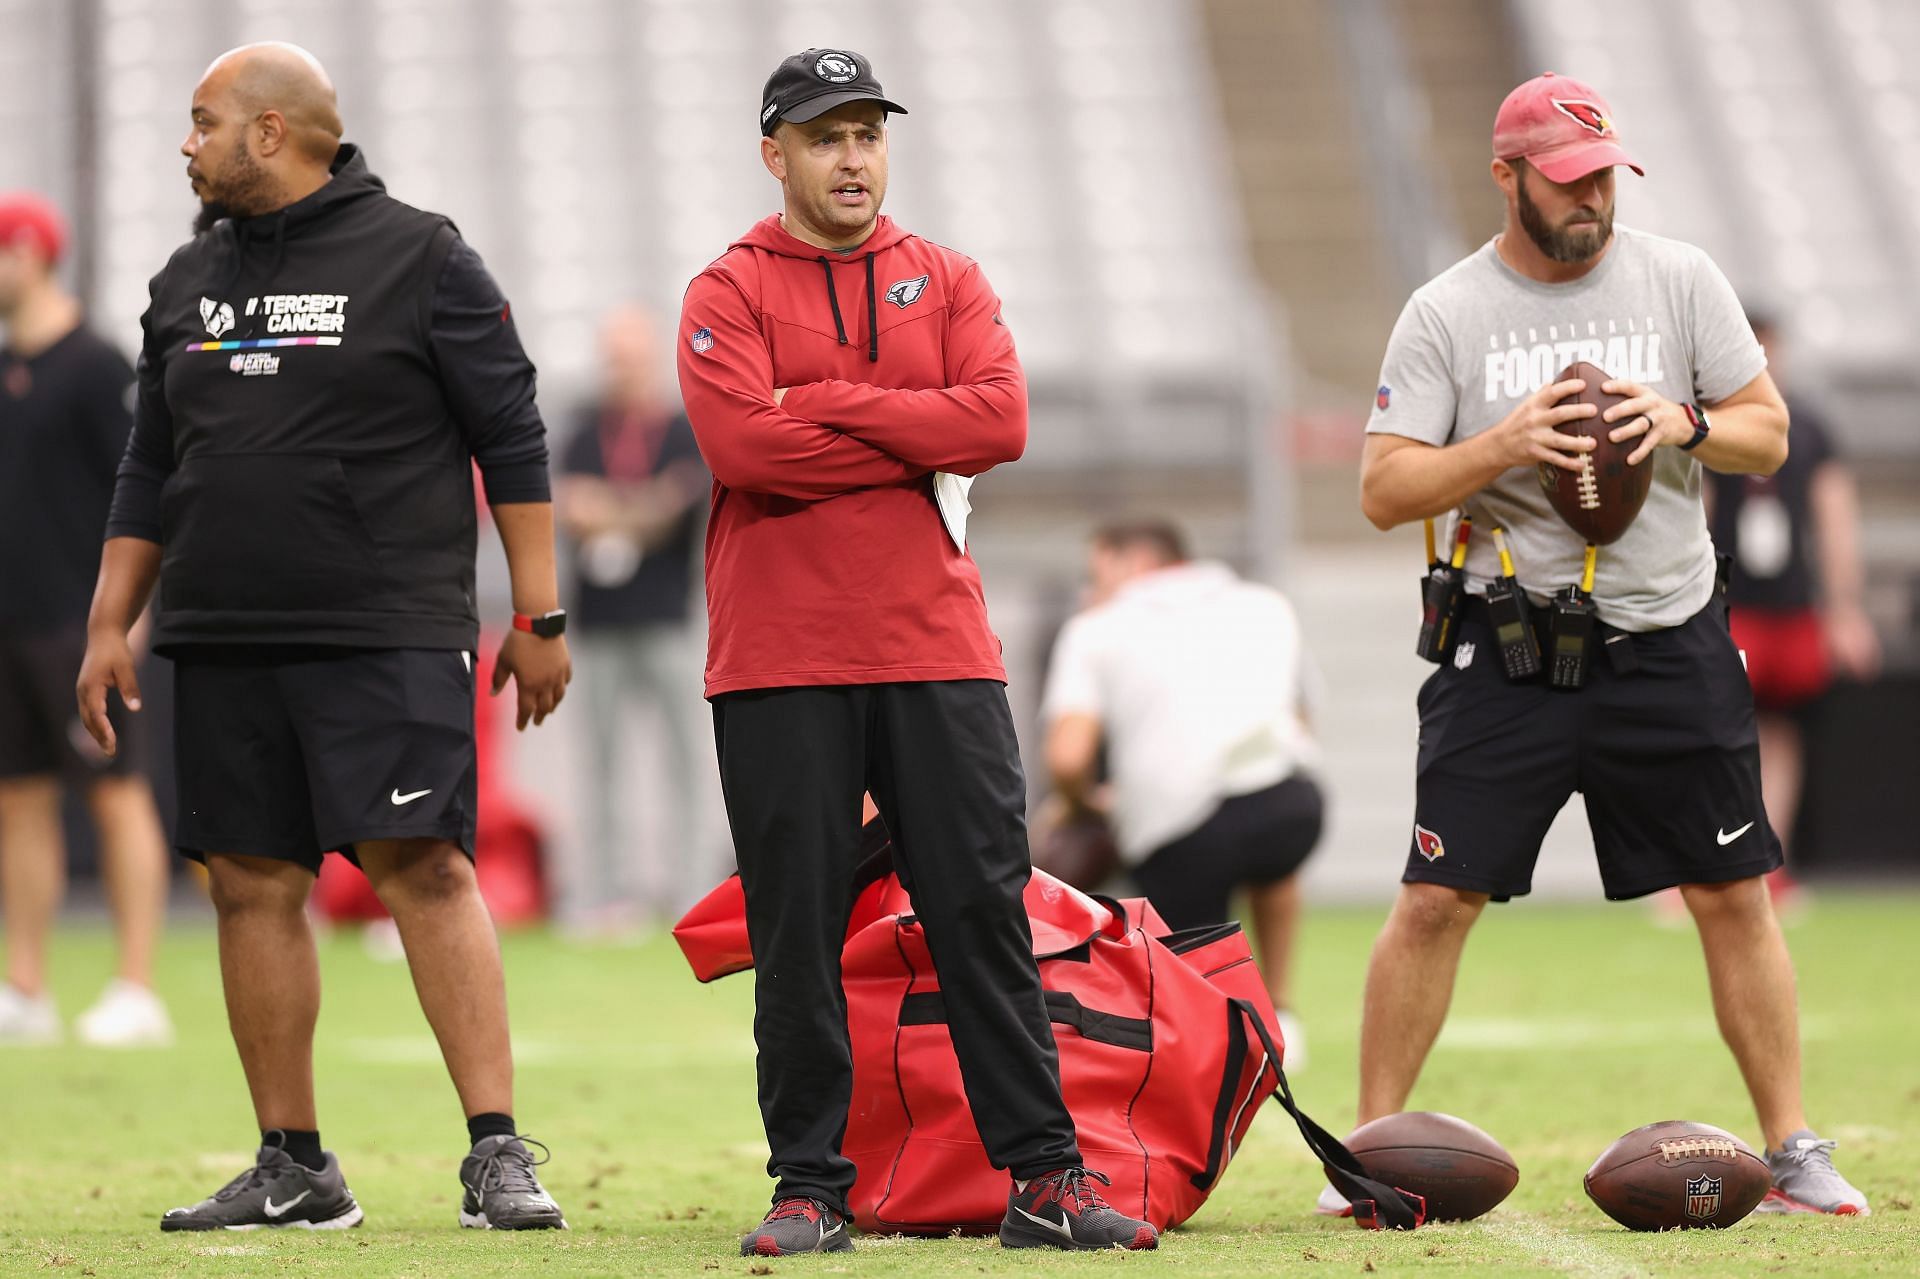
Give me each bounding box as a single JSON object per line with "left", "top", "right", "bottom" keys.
{"left": 266, "top": 1128, "right": 326, "bottom": 1172}
{"left": 467, "top": 1112, "right": 517, "bottom": 1146}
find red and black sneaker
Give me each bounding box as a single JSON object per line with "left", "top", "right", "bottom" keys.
{"left": 738, "top": 1196, "right": 854, "bottom": 1257}
{"left": 1000, "top": 1167, "right": 1159, "bottom": 1251}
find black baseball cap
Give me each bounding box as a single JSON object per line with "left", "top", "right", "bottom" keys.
{"left": 759, "top": 48, "right": 907, "bottom": 137}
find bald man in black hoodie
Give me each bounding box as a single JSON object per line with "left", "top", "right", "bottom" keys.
{"left": 78, "top": 43, "right": 570, "bottom": 1233}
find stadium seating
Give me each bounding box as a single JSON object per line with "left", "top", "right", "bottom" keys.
{"left": 19, "top": 1, "right": 1266, "bottom": 482}
{"left": 1514, "top": 0, "right": 1920, "bottom": 457}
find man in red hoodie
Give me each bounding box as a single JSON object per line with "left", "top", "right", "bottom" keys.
{"left": 679, "top": 50, "right": 1158, "bottom": 1257}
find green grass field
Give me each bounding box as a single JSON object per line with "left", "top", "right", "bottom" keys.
{"left": 3, "top": 891, "right": 1915, "bottom": 1277}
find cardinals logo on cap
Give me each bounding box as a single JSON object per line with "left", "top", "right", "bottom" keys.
{"left": 1553, "top": 99, "right": 1613, "bottom": 136}
{"left": 1414, "top": 823, "right": 1445, "bottom": 862}
{"left": 815, "top": 52, "right": 858, "bottom": 83}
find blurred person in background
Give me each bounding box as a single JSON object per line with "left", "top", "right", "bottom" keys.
{"left": 1708, "top": 312, "right": 1880, "bottom": 904}
{"left": 1040, "top": 521, "right": 1322, "bottom": 1070}
{"left": 555, "top": 305, "right": 708, "bottom": 938}
{"left": 679, "top": 48, "right": 1157, "bottom": 1255}
{"left": 76, "top": 43, "right": 567, "bottom": 1232}
{"left": 0, "top": 192, "right": 173, "bottom": 1048}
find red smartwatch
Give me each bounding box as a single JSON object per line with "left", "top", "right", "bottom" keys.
{"left": 1679, "top": 403, "right": 1711, "bottom": 451}
{"left": 512, "top": 609, "right": 568, "bottom": 638}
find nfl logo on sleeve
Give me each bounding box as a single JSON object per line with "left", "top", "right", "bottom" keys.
{"left": 689, "top": 327, "right": 714, "bottom": 354}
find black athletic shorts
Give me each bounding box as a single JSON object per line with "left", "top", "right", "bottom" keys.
{"left": 172, "top": 646, "right": 477, "bottom": 871}
{"left": 0, "top": 624, "right": 142, "bottom": 780}
{"left": 1133, "top": 774, "right": 1324, "bottom": 930}
{"left": 1404, "top": 599, "right": 1781, "bottom": 901}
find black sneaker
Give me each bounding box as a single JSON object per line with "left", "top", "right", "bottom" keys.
{"left": 739, "top": 1197, "right": 854, "bottom": 1257}
{"left": 1000, "top": 1167, "right": 1158, "bottom": 1250}
{"left": 159, "top": 1139, "right": 362, "bottom": 1232}
{"left": 458, "top": 1134, "right": 567, "bottom": 1230}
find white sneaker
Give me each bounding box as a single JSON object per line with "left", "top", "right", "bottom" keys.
{"left": 75, "top": 979, "right": 173, "bottom": 1048}
{"left": 1315, "top": 1183, "right": 1352, "bottom": 1216}
{"left": 1276, "top": 1009, "right": 1308, "bottom": 1072}
{"left": 0, "top": 984, "right": 61, "bottom": 1045}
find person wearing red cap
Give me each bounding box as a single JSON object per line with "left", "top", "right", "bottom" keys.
{"left": 0, "top": 192, "right": 174, "bottom": 1050}
{"left": 1332, "top": 72, "right": 1869, "bottom": 1218}
{"left": 679, "top": 48, "right": 1158, "bottom": 1256}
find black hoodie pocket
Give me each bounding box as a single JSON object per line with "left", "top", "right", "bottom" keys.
{"left": 158, "top": 454, "right": 393, "bottom": 614}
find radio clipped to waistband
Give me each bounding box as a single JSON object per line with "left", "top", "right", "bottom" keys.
{"left": 1548, "top": 544, "right": 1598, "bottom": 690}
{"left": 1485, "top": 527, "right": 1541, "bottom": 681}
{"left": 1415, "top": 516, "right": 1471, "bottom": 663}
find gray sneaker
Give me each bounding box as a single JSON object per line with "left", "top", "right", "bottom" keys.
{"left": 458, "top": 1134, "right": 567, "bottom": 1230}
{"left": 740, "top": 1197, "right": 854, "bottom": 1257}
{"left": 160, "top": 1140, "right": 362, "bottom": 1231}
{"left": 1756, "top": 1130, "right": 1870, "bottom": 1216}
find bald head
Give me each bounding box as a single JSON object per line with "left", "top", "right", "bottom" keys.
{"left": 203, "top": 42, "right": 342, "bottom": 162}
{"left": 183, "top": 42, "right": 343, "bottom": 222}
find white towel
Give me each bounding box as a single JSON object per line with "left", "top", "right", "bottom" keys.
{"left": 933, "top": 472, "right": 974, "bottom": 552}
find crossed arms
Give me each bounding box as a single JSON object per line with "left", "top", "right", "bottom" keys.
{"left": 676, "top": 265, "right": 1025, "bottom": 501}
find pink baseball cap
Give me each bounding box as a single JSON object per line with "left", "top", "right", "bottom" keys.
{"left": 0, "top": 192, "right": 67, "bottom": 264}
{"left": 1492, "top": 72, "right": 1643, "bottom": 183}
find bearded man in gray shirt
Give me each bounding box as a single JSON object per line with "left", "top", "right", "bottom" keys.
{"left": 1326, "top": 72, "right": 1868, "bottom": 1219}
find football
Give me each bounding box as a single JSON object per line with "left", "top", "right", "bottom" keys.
{"left": 1583, "top": 1120, "right": 1771, "bottom": 1230}
{"left": 1538, "top": 359, "right": 1653, "bottom": 545}
{"left": 1343, "top": 1111, "right": 1519, "bottom": 1221}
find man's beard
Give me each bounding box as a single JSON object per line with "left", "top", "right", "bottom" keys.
{"left": 191, "top": 199, "right": 231, "bottom": 235}
{"left": 191, "top": 149, "right": 277, "bottom": 235}
{"left": 1517, "top": 175, "right": 1612, "bottom": 264}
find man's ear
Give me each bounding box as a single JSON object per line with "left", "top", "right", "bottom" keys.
{"left": 256, "top": 109, "right": 290, "bottom": 158}
{"left": 760, "top": 134, "right": 786, "bottom": 183}
{"left": 1491, "top": 157, "right": 1519, "bottom": 199}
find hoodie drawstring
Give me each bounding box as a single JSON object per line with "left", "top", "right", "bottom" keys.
{"left": 214, "top": 212, "right": 292, "bottom": 338}
{"left": 815, "top": 252, "right": 882, "bottom": 363}
{"left": 862, "top": 251, "right": 878, "bottom": 363}
{"left": 816, "top": 256, "right": 848, "bottom": 347}
{"left": 264, "top": 213, "right": 289, "bottom": 286}
{"left": 213, "top": 224, "right": 248, "bottom": 318}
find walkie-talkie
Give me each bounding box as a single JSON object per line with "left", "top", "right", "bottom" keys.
{"left": 1549, "top": 544, "right": 1598, "bottom": 690}
{"left": 1415, "top": 516, "right": 1472, "bottom": 663}
{"left": 1486, "top": 526, "right": 1540, "bottom": 680}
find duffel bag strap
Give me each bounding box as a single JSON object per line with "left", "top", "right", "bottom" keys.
{"left": 1230, "top": 998, "right": 1427, "bottom": 1231}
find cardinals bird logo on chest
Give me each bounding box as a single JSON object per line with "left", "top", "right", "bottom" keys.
{"left": 199, "top": 296, "right": 235, "bottom": 339}
{"left": 885, "top": 275, "right": 930, "bottom": 309}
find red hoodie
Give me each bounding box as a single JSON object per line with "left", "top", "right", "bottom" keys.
{"left": 677, "top": 214, "right": 1026, "bottom": 697}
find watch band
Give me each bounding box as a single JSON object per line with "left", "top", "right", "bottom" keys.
{"left": 1679, "top": 403, "right": 1711, "bottom": 452}
{"left": 512, "top": 609, "right": 567, "bottom": 638}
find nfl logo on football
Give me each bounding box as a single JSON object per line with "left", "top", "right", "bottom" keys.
{"left": 1685, "top": 1174, "right": 1722, "bottom": 1221}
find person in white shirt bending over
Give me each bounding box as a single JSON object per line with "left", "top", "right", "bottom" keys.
{"left": 1041, "top": 520, "right": 1323, "bottom": 1068}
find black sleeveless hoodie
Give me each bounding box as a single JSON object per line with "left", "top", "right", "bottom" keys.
{"left": 106, "top": 145, "right": 549, "bottom": 653}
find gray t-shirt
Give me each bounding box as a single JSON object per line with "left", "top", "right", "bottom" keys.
{"left": 1367, "top": 225, "right": 1766, "bottom": 631}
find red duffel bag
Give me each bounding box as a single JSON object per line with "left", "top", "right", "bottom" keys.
{"left": 674, "top": 824, "right": 1423, "bottom": 1233}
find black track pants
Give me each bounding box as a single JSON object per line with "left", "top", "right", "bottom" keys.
{"left": 712, "top": 680, "right": 1082, "bottom": 1212}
